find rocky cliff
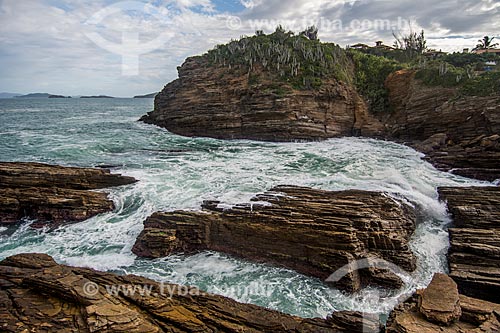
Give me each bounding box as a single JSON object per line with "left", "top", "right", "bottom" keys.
{"left": 385, "top": 70, "right": 500, "bottom": 181}
{"left": 0, "top": 162, "right": 136, "bottom": 226}
{"left": 0, "top": 253, "right": 379, "bottom": 332}
{"left": 141, "top": 39, "right": 499, "bottom": 181}
{"left": 133, "top": 185, "right": 417, "bottom": 292}
{"left": 141, "top": 57, "right": 385, "bottom": 141}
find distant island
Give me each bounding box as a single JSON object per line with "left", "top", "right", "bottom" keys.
{"left": 48, "top": 95, "right": 71, "bottom": 99}
{"left": 80, "top": 95, "right": 114, "bottom": 99}
{"left": 12, "top": 93, "right": 70, "bottom": 98}
{"left": 1, "top": 93, "right": 117, "bottom": 99}
{"left": 15, "top": 93, "right": 52, "bottom": 98}
{"left": 134, "top": 92, "right": 158, "bottom": 98}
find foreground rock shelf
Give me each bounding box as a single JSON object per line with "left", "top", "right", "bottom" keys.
{"left": 0, "top": 162, "right": 137, "bottom": 225}
{"left": 438, "top": 186, "right": 500, "bottom": 303}
{"left": 0, "top": 253, "right": 378, "bottom": 333}
{"left": 133, "top": 186, "right": 417, "bottom": 292}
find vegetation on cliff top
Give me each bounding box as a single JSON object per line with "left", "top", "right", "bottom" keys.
{"left": 201, "top": 27, "right": 498, "bottom": 112}
{"left": 353, "top": 35, "right": 499, "bottom": 97}
{"left": 204, "top": 27, "right": 403, "bottom": 111}
{"left": 349, "top": 51, "right": 403, "bottom": 113}
{"left": 206, "top": 26, "right": 352, "bottom": 90}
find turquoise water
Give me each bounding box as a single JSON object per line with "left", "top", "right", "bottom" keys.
{"left": 0, "top": 98, "right": 491, "bottom": 318}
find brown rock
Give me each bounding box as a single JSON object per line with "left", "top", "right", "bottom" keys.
{"left": 418, "top": 273, "right": 461, "bottom": 325}
{"left": 385, "top": 273, "right": 500, "bottom": 333}
{"left": 0, "top": 253, "right": 374, "bottom": 332}
{"left": 439, "top": 186, "right": 500, "bottom": 303}
{"left": 141, "top": 57, "right": 385, "bottom": 141}
{"left": 0, "top": 162, "right": 137, "bottom": 226}
{"left": 0, "top": 187, "right": 114, "bottom": 225}
{"left": 460, "top": 295, "right": 500, "bottom": 325}
{"left": 133, "top": 185, "right": 417, "bottom": 292}
{"left": 385, "top": 70, "right": 500, "bottom": 182}
{"left": 0, "top": 162, "right": 137, "bottom": 190}
{"left": 327, "top": 311, "right": 381, "bottom": 332}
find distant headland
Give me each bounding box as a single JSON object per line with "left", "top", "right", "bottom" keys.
{"left": 134, "top": 92, "right": 158, "bottom": 98}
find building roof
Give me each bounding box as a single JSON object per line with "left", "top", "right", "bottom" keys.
{"left": 473, "top": 48, "right": 500, "bottom": 55}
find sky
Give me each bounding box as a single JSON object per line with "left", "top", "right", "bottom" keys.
{"left": 0, "top": 0, "right": 498, "bottom": 97}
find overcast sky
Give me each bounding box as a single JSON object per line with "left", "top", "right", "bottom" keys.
{"left": 0, "top": 0, "right": 498, "bottom": 97}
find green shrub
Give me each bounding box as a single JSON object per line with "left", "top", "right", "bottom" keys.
{"left": 443, "top": 52, "right": 499, "bottom": 68}
{"left": 460, "top": 71, "right": 500, "bottom": 96}
{"left": 349, "top": 50, "right": 403, "bottom": 113}
{"left": 415, "top": 62, "right": 467, "bottom": 87}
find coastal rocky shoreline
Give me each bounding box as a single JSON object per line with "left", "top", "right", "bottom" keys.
{"left": 385, "top": 70, "right": 500, "bottom": 182}
{"left": 1, "top": 32, "right": 499, "bottom": 332}
{"left": 0, "top": 253, "right": 381, "bottom": 333}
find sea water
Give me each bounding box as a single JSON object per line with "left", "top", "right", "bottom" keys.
{"left": 0, "top": 98, "right": 490, "bottom": 318}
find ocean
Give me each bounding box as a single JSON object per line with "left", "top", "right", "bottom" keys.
{"left": 0, "top": 97, "right": 490, "bottom": 318}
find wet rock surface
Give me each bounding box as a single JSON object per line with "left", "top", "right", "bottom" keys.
{"left": 0, "top": 253, "right": 379, "bottom": 333}
{"left": 0, "top": 162, "right": 137, "bottom": 225}
{"left": 439, "top": 186, "right": 500, "bottom": 303}
{"left": 133, "top": 185, "right": 417, "bottom": 292}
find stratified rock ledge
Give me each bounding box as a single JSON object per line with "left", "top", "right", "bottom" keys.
{"left": 133, "top": 185, "right": 417, "bottom": 292}
{"left": 0, "top": 253, "right": 379, "bottom": 333}
{"left": 438, "top": 186, "right": 500, "bottom": 303}
{"left": 0, "top": 162, "right": 137, "bottom": 226}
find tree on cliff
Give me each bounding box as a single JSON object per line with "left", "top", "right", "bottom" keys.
{"left": 393, "top": 29, "right": 427, "bottom": 60}
{"left": 474, "top": 36, "right": 499, "bottom": 50}
{"left": 300, "top": 26, "right": 319, "bottom": 41}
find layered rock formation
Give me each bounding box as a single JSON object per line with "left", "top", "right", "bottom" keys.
{"left": 386, "top": 273, "right": 500, "bottom": 333}
{"left": 141, "top": 57, "right": 385, "bottom": 141}
{"left": 0, "top": 162, "right": 136, "bottom": 225}
{"left": 438, "top": 186, "right": 500, "bottom": 303}
{"left": 0, "top": 253, "right": 379, "bottom": 333}
{"left": 385, "top": 70, "right": 500, "bottom": 181}
{"left": 133, "top": 185, "right": 417, "bottom": 292}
